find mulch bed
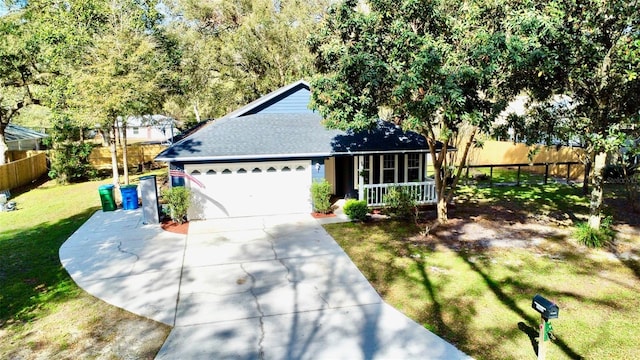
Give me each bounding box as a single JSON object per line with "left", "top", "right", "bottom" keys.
{"left": 311, "top": 212, "right": 336, "bottom": 218}
{"left": 160, "top": 220, "right": 189, "bottom": 235}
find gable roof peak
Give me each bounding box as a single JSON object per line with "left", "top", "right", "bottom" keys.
{"left": 223, "top": 79, "right": 310, "bottom": 119}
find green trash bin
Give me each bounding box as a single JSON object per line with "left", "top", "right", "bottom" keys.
{"left": 98, "top": 184, "right": 116, "bottom": 212}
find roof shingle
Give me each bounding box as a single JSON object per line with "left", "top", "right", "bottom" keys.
{"left": 155, "top": 113, "right": 435, "bottom": 162}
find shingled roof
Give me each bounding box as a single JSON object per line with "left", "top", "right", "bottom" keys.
{"left": 155, "top": 113, "right": 438, "bottom": 162}
{"left": 155, "top": 79, "right": 449, "bottom": 163}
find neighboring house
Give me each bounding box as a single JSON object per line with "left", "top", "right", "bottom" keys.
{"left": 118, "top": 115, "right": 177, "bottom": 144}
{"left": 156, "top": 80, "right": 443, "bottom": 220}
{"left": 495, "top": 94, "right": 584, "bottom": 147}
{"left": 6, "top": 124, "right": 48, "bottom": 151}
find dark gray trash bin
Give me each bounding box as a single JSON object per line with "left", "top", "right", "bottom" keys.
{"left": 139, "top": 175, "right": 160, "bottom": 224}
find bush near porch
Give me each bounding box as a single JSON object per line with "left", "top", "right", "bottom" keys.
{"left": 311, "top": 179, "right": 333, "bottom": 214}
{"left": 324, "top": 184, "right": 640, "bottom": 360}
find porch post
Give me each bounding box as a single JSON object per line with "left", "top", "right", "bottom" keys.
{"left": 404, "top": 154, "right": 409, "bottom": 182}
{"left": 425, "top": 153, "right": 430, "bottom": 179}
{"left": 358, "top": 155, "right": 365, "bottom": 201}
{"left": 394, "top": 154, "right": 398, "bottom": 183}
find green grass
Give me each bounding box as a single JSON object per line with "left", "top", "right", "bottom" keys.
{"left": 0, "top": 180, "right": 104, "bottom": 324}
{"left": 0, "top": 173, "right": 170, "bottom": 358}
{"left": 0, "top": 171, "right": 167, "bottom": 324}
{"left": 324, "top": 185, "right": 640, "bottom": 360}
{"left": 465, "top": 167, "right": 549, "bottom": 185}
{"left": 457, "top": 183, "right": 590, "bottom": 214}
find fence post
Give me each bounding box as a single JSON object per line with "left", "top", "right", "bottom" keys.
{"left": 566, "top": 163, "right": 571, "bottom": 183}
{"left": 517, "top": 166, "right": 521, "bottom": 186}
{"left": 489, "top": 166, "right": 493, "bottom": 187}
{"left": 544, "top": 163, "right": 549, "bottom": 184}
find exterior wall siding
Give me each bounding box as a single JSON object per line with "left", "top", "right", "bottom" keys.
{"left": 251, "top": 88, "right": 313, "bottom": 114}
{"left": 311, "top": 158, "right": 325, "bottom": 183}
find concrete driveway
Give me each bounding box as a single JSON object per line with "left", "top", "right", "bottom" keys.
{"left": 60, "top": 210, "right": 471, "bottom": 359}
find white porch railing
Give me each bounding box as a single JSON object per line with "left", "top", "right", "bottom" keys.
{"left": 361, "top": 181, "right": 437, "bottom": 207}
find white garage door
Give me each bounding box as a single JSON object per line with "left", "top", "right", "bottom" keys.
{"left": 184, "top": 161, "right": 312, "bottom": 219}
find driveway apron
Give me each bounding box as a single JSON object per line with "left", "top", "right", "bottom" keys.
{"left": 60, "top": 210, "right": 471, "bottom": 360}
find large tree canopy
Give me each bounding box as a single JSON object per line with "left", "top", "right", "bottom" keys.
{"left": 310, "top": 0, "right": 523, "bottom": 226}
{"left": 165, "top": 0, "right": 332, "bottom": 123}
{"left": 0, "top": 0, "right": 111, "bottom": 164}
{"left": 0, "top": 1, "right": 52, "bottom": 164}
{"left": 500, "top": 0, "right": 640, "bottom": 227}
{"left": 24, "top": 0, "right": 181, "bottom": 184}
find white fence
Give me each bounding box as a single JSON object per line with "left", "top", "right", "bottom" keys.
{"left": 362, "top": 181, "right": 437, "bottom": 207}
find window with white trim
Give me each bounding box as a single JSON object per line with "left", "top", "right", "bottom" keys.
{"left": 363, "top": 156, "right": 371, "bottom": 184}
{"left": 407, "top": 153, "right": 421, "bottom": 182}
{"left": 382, "top": 154, "right": 395, "bottom": 183}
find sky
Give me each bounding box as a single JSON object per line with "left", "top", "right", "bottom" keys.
{"left": 1, "top": 0, "right": 25, "bottom": 16}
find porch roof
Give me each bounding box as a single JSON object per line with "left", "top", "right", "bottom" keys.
{"left": 6, "top": 124, "right": 48, "bottom": 142}
{"left": 156, "top": 113, "right": 444, "bottom": 162}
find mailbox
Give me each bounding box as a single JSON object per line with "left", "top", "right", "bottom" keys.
{"left": 532, "top": 294, "right": 559, "bottom": 319}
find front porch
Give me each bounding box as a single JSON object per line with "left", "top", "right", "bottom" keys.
{"left": 361, "top": 181, "right": 437, "bottom": 207}
{"left": 324, "top": 153, "right": 438, "bottom": 208}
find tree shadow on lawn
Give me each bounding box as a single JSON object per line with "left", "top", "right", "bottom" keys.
{"left": 456, "top": 250, "right": 584, "bottom": 360}
{"left": 454, "top": 184, "right": 587, "bottom": 225}
{"left": 455, "top": 184, "right": 640, "bottom": 283}
{"left": 0, "top": 208, "right": 96, "bottom": 327}
{"left": 604, "top": 196, "right": 640, "bottom": 281}
{"left": 380, "top": 217, "right": 605, "bottom": 360}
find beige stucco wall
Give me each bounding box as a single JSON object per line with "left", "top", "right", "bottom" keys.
{"left": 324, "top": 157, "right": 336, "bottom": 193}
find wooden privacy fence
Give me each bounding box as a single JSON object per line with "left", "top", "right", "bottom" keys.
{"left": 7, "top": 150, "right": 43, "bottom": 162}
{"left": 464, "top": 161, "right": 584, "bottom": 186}
{"left": 0, "top": 153, "right": 48, "bottom": 191}
{"left": 89, "top": 144, "right": 167, "bottom": 170}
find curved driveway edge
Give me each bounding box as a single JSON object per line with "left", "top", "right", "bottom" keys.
{"left": 60, "top": 210, "right": 472, "bottom": 360}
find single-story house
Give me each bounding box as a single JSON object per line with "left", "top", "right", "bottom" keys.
{"left": 118, "top": 115, "right": 177, "bottom": 144}
{"left": 6, "top": 124, "right": 48, "bottom": 151}
{"left": 155, "top": 80, "right": 443, "bottom": 219}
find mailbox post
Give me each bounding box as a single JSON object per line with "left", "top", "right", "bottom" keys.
{"left": 532, "top": 294, "right": 559, "bottom": 360}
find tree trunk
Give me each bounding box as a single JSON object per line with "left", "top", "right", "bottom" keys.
{"left": 109, "top": 124, "right": 120, "bottom": 186}
{"left": 193, "top": 102, "right": 201, "bottom": 123}
{"left": 588, "top": 175, "right": 603, "bottom": 229}
{"left": 122, "top": 121, "right": 129, "bottom": 185}
{"left": 588, "top": 152, "right": 606, "bottom": 229}
{"left": 436, "top": 196, "right": 448, "bottom": 224}
{"left": 0, "top": 124, "right": 8, "bottom": 166}
{"left": 446, "top": 127, "right": 477, "bottom": 203}
{"left": 427, "top": 139, "right": 449, "bottom": 232}
{"left": 582, "top": 154, "right": 593, "bottom": 195}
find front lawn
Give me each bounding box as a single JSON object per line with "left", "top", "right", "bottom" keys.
{"left": 464, "top": 166, "right": 549, "bottom": 185}
{"left": 0, "top": 176, "right": 170, "bottom": 359}
{"left": 324, "top": 184, "right": 640, "bottom": 360}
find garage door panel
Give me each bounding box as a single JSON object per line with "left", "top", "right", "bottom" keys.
{"left": 184, "top": 161, "right": 311, "bottom": 219}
